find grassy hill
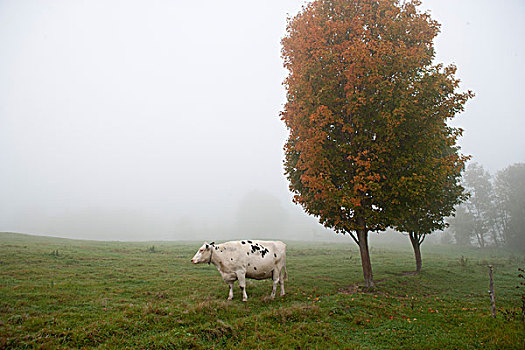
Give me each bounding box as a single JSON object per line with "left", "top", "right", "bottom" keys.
{"left": 1, "top": 232, "right": 523, "bottom": 349}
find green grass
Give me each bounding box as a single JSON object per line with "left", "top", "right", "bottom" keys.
{"left": 1, "top": 232, "right": 524, "bottom": 349}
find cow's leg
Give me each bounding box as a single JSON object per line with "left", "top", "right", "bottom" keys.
{"left": 270, "top": 269, "right": 279, "bottom": 299}
{"left": 227, "top": 282, "right": 234, "bottom": 300}
{"left": 279, "top": 267, "right": 285, "bottom": 296}
{"left": 236, "top": 271, "right": 248, "bottom": 302}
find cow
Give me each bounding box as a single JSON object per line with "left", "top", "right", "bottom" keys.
{"left": 191, "top": 240, "right": 287, "bottom": 302}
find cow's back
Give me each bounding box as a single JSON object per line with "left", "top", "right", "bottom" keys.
{"left": 242, "top": 240, "right": 286, "bottom": 280}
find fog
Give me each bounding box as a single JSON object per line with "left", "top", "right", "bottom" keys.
{"left": 1, "top": 0, "right": 523, "bottom": 241}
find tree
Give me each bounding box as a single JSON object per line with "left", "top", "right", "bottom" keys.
{"left": 281, "top": 0, "right": 472, "bottom": 287}
{"left": 391, "top": 145, "right": 468, "bottom": 273}
{"left": 447, "top": 204, "right": 475, "bottom": 245}
{"left": 235, "top": 191, "right": 289, "bottom": 238}
{"left": 494, "top": 163, "right": 525, "bottom": 252}
{"left": 463, "top": 163, "right": 494, "bottom": 247}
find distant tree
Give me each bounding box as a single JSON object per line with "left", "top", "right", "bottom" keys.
{"left": 439, "top": 230, "right": 454, "bottom": 245}
{"left": 447, "top": 204, "right": 474, "bottom": 245}
{"left": 235, "top": 191, "right": 289, "bottom": 238}
{"left": 494, "top": 163, "right": 525, "bottom": 252}
{"left": 493, "top": 170, "right": 511, "bottom": 245}
{"left": 463, "top": 163, "right": 494, "bottom": 247}
{"left": 281, "top": 0, "right": 472, "bottom": 287}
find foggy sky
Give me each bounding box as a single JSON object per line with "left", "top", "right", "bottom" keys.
{"left": 1, "top": 0, "right": 523, "bottom": 240}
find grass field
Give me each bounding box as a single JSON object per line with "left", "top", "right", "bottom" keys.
{"left": 1, "top": 232, "right": 524, "bottom": 349}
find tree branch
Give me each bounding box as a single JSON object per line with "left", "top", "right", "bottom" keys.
{"left": 348, "top": 232, "right": 359, "bottom": 244}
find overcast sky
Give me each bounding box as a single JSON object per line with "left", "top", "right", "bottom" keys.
{"left": 0, "top": 0, "right": 523, "bottom": 240}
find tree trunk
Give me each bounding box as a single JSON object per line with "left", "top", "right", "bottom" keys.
{"left": 490, "top": 230, "right": 499, "bottom": 247}
{"left": 476, "top": 231, "right": 485, "bottom": 248}
{"left": 356, "top": 217, "right": 375, "bottom": 288}
{"left": 409, "top": 232, "right": 422, "bottom": 274}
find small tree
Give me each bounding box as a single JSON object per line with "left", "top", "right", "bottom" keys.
{"left": 448, "top": 204, "right": 475, "bottom": 245}
{"left": 391, "top": 146, "right": 468, "bottom": 273}
{"left": 463, "top": 163, "right": 494, "bottom": 247}
{"left": 281, "top": 0, "right": 472, "bottom": 287}
{"left": 494, "top": 163, "right": 525, "bottom": 252}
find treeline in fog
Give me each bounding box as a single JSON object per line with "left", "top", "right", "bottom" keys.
{"left": 443, "top": 162, "right": 525, "bottom": 252}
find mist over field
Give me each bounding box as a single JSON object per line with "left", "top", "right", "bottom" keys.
{"left": 1, "top": 0, "right": 524, "bottom": 241}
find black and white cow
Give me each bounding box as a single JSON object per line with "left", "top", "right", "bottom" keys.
{"left": 191, "top": 240, "right": 287, "bottom": 301}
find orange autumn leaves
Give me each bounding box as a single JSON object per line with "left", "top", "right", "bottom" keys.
{"left": 281, "top": 0, "right": 472, "bottom": 234}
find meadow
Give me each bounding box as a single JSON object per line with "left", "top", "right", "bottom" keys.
{"left": 0, "top": 232, "right": 523, "bottom": 349}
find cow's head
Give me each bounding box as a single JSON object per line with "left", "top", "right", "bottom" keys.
{"left": 191, "top": 242, "right": 212, "bottom": 264}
